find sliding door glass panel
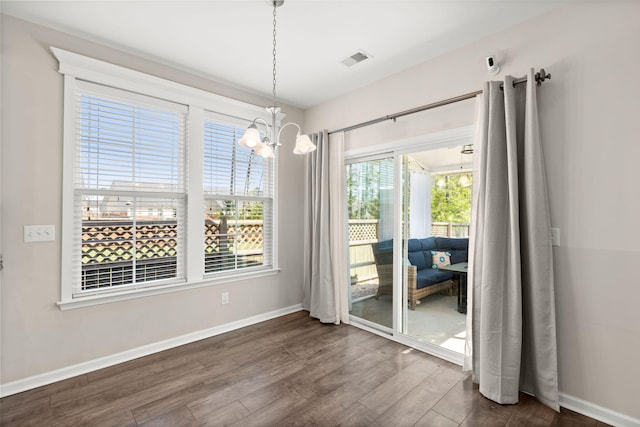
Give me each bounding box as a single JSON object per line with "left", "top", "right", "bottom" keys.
{"left": 401, "top": 148, "right": 472, "bottom": 353}
{"left": 346, "top": 156, "right": 394, "bottom": 329}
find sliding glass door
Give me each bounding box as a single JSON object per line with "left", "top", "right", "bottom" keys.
{"left": 346, "top": 155, "right": 395, "bottom": 330}
{"left": 400, "top": 148, "right": 472, "bottom": 354}
{"left": 345, "top": 141, "right": 473, "bottom": 358}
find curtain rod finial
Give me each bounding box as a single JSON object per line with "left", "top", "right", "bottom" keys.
{"left": 535, "top": 69, "right": 551, "bottom": 86}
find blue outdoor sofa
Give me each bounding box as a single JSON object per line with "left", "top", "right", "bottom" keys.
{"left": 372, "top": 236, "right": 469, "bottom": 310}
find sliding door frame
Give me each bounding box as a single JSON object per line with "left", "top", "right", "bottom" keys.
{"left": 345, "top": 126, "right": 474, "bottom": 365}
{"left": 345, "top": 151, "right": 396, "bottom": 335}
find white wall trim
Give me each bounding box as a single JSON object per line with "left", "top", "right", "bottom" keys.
{"left": 58, "top": 268, "right": 281, "bottom": 310}
{"left": 50, "top": 47, "right": 282, "bottom": 124}
{"left": 558, "top": 393, "right": 640, "bottom": 427}
{"left": 0, "top": 304, "right": 303, "bottom": 398}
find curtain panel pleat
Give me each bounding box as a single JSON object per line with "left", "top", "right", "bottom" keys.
{"left": 302, "top": 131, "right": 348, "bottom": 324}
{"left": 465, "top": 69, "right": 559, "bottom": 411}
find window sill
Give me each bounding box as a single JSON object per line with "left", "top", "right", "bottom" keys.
{"left": 57, "top": 268, "right": 281, "bottom": 311}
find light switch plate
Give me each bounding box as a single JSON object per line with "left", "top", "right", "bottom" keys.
{"left": 550, "top": 227, "right": 560, "bottom": 247}
{"left": 24, "top": 225, "right": 56, "bottom": 242}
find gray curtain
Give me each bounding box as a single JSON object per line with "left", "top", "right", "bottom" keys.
{"left": 302, "top": 131, "right": 348, "bottom": 324}
{"left": 464, "top": 69, "right": 559, "bottom": 411}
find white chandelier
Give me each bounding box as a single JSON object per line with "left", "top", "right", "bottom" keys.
{"left": 238, "top": 0, "right": 316, "bottom": 158}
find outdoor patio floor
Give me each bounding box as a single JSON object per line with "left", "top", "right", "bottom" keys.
{"left": 350, "top": 288, "right": 467, "bottom": 354}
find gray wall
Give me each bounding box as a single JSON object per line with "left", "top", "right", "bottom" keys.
{"left": 305, "top": 1, "right": 640, "bottom": 421}
{"left": 0, "top": 15, "right": 305, "bottom": 385}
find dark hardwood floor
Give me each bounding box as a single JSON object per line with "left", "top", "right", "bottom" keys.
{"left": 1, "top": 311, "right": 608, "bottom": 426}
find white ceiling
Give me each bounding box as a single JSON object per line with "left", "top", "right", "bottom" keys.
{"left": 2, "top": 0, "right": 568, "bottom": 109}
{"left": 411, "top": 145, "right": 474, "bottom": 173}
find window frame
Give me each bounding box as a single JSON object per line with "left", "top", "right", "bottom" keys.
{"left": 55, "top": 47, "right": 281, "bottom": 310}
{"left": 202, "top": 112, "right": 275, "bottom": 277}
{"left": 74, "top": 81, "right": 188, "bottom": 296}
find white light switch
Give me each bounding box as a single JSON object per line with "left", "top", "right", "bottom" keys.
{"left": 24, "top": 225, "right": 56, "bottom": 243}
{"left": 550, "top": 227, "right": 560, "bottom": 247}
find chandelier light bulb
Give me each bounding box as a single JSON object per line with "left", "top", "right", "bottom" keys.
{"left": 239, "top": 125, "right": 262, "bottom": 150}
{"left": 257, "top": 144, "right": 275, "bottom": 158}
{"left": 293, "top": 133, "right": 316, "bottom": 154}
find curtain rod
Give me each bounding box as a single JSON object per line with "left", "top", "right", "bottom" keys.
{"left": 328, "top": 69, "right": 550, "bottom": 135}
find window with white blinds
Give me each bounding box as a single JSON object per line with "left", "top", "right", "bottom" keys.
{"left": 73, "top": 81, "right": 187, "bottom": 295}
{"left": 56, "top": 48, "right": 280, "bottom": 307}
{"left": 203, "top": 117, "right": 274, "bottom": 274}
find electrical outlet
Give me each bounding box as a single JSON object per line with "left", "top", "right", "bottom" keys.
{"left": 24, "top": 225, "right": 56, "bottom": 242}
{"left": 551, "top": 227, "right": 560, "bottom": 247}
{"left": 221, "top": 292, "right": 229, "bottom": 305}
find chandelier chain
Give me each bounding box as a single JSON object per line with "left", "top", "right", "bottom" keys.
{"left": 236, "top": 1, "right": 316, "bottom": 157}
{"left": 272, "top": 3, "right": 277, "bottom": 107}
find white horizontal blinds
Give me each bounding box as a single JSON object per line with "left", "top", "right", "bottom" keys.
{"left": 203, "top": 120, "right": 272, "bottom": 197}
{"left": 74, "top": 81, "right": 186, "bottom": 295}
{"left": 203, "top": 116, "right": 274, "bottom": 274}
{"left": 77, "top": 82, "right": 186, "bottom": 193}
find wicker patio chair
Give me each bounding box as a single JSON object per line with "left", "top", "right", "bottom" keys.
{"left": 375, "top": 263, "right": 454, "bottom": 310}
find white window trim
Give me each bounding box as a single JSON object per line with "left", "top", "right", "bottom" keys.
{"left": 54, "top": 47, "right": 282, "bottom": 310}
{"left": 201, "top": 110, "right": 276, "bottom": 276}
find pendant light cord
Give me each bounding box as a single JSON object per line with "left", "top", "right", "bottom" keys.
{"left": 272, "top": 3, "right": 277, "bottom": 108}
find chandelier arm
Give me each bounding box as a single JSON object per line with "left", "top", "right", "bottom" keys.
{"left": 251, "top": 117, "right": 272, "bottom": 131}
{"left": 250, "top": 117, "right": 274, "bottom": 148}
{"left": 276, "top": 122, "right": 302, "bottom": 141}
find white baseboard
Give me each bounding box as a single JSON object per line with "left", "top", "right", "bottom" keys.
{"left": 559, "top": 393, "right": 640, "bottom": 427}
{"left": 0, "top": 304, "right": 303, "bottom": 398}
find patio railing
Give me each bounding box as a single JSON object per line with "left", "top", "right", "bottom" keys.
{"left": 81, "top": 219, "right": 264, "bottom": 290}
{"left": 347, "top": 219, "right": 469, "bottom": 284}
{"left": 431, "top": 222, "right": 470, "bottom": 238}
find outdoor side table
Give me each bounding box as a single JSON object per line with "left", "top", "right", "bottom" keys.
{"left": 438, "top": 262, "right": 468, "bottom": 314}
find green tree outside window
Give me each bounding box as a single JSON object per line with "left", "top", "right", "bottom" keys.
{"left": 431, "top": 174, "right": 472, "bottom": 223}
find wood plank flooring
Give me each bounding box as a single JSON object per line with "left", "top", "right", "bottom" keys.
{"left": 0, "top": 311, "right": 608, "bottom": 426}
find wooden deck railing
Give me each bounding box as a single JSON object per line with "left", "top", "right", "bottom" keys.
{"left": 81, "top": 219, "right": 264, "bottom": 290}
{"left": 347, "top": 219, "right": 469, "bottom": 284}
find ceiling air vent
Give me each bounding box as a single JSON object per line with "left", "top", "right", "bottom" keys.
{"left": 340, "top": 50, "right": 371, "bottom": 67}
